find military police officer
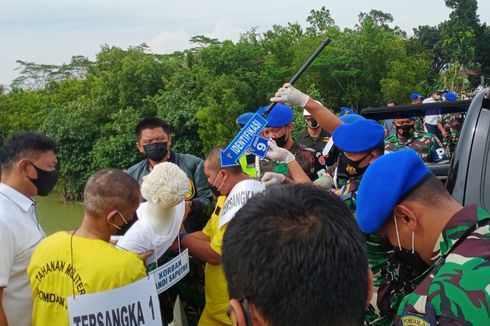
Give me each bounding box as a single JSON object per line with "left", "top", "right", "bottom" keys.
{"left": 356, "top": 149, "right": 490, "bottom": 325}
{"left": 385, "top": 116, "right": 449, "bottom": 164}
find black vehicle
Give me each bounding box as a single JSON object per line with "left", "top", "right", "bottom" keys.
{"left": 361, "top": 89, "right": 490, "bottom": 211}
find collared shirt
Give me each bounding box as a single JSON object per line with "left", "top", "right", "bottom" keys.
{"left": 0, "top": 183, "right": 45, "bottom": 326}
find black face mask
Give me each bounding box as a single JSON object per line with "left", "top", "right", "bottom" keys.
{"left": 143, "top": 142, "right": 168, "bottom": 162}
{"left": 306, "top": 119, "right": 319, "bottom": 129}
{"left": 394, "top": 247, "right": 430, "bottom": 276}
{"left": 273, "top": 134, "right": 288, "bottom": 148}
{"left": 209, "top": 171, "right": 225, "bottom": 197}
{"left": 336, "top": 152, "right": 369, "bottom": 178}
{"left": 395, "top": 124, "right": 414, "bottom": 137}
{"left": 29, "top": 163, "right": 59, "bottom": 196}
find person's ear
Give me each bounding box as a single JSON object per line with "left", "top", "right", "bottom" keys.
{"left": 229, "top": 299, "right": 247, "bottom": 326}
{"left": 167, "top": 135, "right": 172, "bottom": 148}
{"left": 17, "top": 159, "right": 33, "bottom": 177}
{"left": 106, "top": 210, "right": 119, "bottom": 226}
{"left": 136, "top": 141, "right": 144, "bottom": 154}
{"left": 393, "top": 204, "right": 418, "bottom": 231}
{"left": 367, "top": 151, "right": 378, "bottom": 165}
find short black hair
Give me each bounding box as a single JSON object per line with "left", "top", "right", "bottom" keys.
{"left": 0, "top": 132, "right": 56, "bottom": 170}
{"left": 205, "top": 146, "right": 243, "bottom": 174}
{"left": 403, "top": 175, "right": 451, "bottom": 206}
{"left": 135, "top": 117, "right": 171, "bottom": 140}
{"left": 222, "top": 184, "right": 368, "bottom": 326}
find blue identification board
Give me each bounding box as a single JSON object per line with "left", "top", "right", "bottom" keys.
{"left": 220, "top": 113, "right": 268, "bottom": 167}
{"left": 248, "top": 135, "right": 269, "bottom": 158}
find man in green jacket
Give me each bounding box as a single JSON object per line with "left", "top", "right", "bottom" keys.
{"left": 126, "top": 116, "right": 213, "bottom": 326}
{"left": 356, "top": 149, "right": 490, "bottom": 325}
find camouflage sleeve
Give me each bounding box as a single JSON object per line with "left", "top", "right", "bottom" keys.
{"left": 430, "top": 136, "right": 449, "bottom": 164}
{"left": 364, "top": 235, "right": 402, "bottom": 325}
{"left": 396, "top": 256, "right": 490, "bottom": 325}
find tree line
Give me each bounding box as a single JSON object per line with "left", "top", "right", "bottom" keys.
{"left": 1, "top": 0, "right": 488, "bottom": 201}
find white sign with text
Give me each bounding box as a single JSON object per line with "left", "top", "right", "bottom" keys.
{"left": 67, "top": 276, "right": 162, "bottom": 326}
{"left": 150, "top": 249, "right": 189, "bottom": 294}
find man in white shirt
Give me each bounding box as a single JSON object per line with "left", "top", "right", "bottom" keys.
{"left": 423, "top": 92, "right": 446, "bottom": 141}
{"left": 0, "top": 132, "right": 58, "bottom": 326}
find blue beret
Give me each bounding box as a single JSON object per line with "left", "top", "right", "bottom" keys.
{"left": 443, "top": 92, "right": 457, "bottom": 101}
{"left": 257, "top": 104, "right": 293, "bottom": 127}
{"left": 410, "top": 92, "right": 425, "bottom": 100}
{"left": 339, "top": 114, "right": 365, "bottom": 124}
{"left": 356, "top": 149, "right": 432, "bottom": 234}
{"left": 332, "top": 119, "right": 385, "bottom": 153}
{"left": 340, "top": 107, "right": 355, "bottom": 115}
{"left": 236, "top": 112, "right": 254, "bottom": 127}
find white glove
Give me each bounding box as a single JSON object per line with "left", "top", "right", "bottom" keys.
{"left": 266, "top": 140, "right": 295, "bottom": 163}
{"left": 261, "top": 172, "right": 286, "bottom": 186}
{"left": 270, "top": 83, "right": 310, "bottom": 108}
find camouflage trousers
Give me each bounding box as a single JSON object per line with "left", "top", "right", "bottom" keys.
{"left": 157, "top": 251, "right": 205, "bottom": 325}
{"left": 443, "top": 131, "right": 460, "bottom": 159}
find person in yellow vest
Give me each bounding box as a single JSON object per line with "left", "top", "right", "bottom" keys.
{"left": 180, "top": 146, "right": 265, "bottom": 325}
{"left": 235, "top": 112, "right": 258, "bottom": 178}
{"left": 28, "top": 169, "right": 148, "bottom": 325}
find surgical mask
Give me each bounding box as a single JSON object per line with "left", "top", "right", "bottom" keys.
{"left": 273, "top": 134, "right": 288, "bottom": 148}
{"left": 209, "top": 171, "right": 225, "bottom": 197}
{"left": 395, "top": 124, "right": 414, "bottom": 137}
{"left": 336, "top": 152, "right": 369, "bottom": 179}
{"left": 111, "top": 211, "right": 129, "bottom": 231}
{"left": 306, "top": 118, "right": 319, "bottom": 129}
{"left": 393, "top": 214, "right": 429, "bottom": 275}
{"left": 28, "top": 162, "right": 59, "bottom": 196}
{"left": 143, "top": 142, "right": 168, "bottom": 162}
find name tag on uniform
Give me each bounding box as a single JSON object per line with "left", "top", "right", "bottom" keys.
{"left": 67, "top": 277, "right": 162, "bottom": 325}
{"left": 149, "top": 249, "right": 189, "bottom": 294}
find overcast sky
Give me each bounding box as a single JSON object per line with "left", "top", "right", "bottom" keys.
{"left": 1, "top": 0, "right": 489, "bottom": 86}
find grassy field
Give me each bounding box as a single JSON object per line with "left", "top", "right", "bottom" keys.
{"left": 35, "top": 192, "right": 84, "bottom": 234}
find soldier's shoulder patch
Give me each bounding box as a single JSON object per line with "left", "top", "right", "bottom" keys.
{"left": 400, "top": 315, "right": 431, "bottom": 326}
{"left": 186, "top": 178, "right": 195, "bottom": 200}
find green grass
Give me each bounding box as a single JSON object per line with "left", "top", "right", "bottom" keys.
{"left": 35, "top": 192, "right": 84, "bottom": 235}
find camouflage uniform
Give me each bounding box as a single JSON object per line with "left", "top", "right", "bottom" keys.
{"left": 441, "top": 113, "right": 464, "bottom": 159}
{"left": 364, "top": 236, "right": 427, "bottom": 325}
{"left": 396, "top": 205, "right": 490, "bottom": 325}
{"left": 385, "top": 131, "right": 448, "bottom": 164}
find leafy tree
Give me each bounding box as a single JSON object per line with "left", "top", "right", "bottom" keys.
{"left": 91, "top": 107, "right": 142, "bottom": 170}
{"left": 40, "top": 102, "right": 100, "bottom": 201}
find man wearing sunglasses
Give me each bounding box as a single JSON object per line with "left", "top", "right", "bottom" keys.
{"left": 222, "top": 184, "right": 372, "bottom": 326}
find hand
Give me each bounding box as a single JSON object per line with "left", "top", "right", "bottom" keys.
{"left": 138, "top": 249, "right": 153, "bottom": 262}
{"left": 261, "top": 172, "right": 286, "bottom": 186}
{"left": 441, "top": 130, "right": 447, "bottom": 138}
{"left": 270, "top": 83, "right": 310, "bottom": 108}
{"left": 266, "top": 139, "right": 295, "bottom": 163}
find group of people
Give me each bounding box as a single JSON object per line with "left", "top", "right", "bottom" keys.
{"left": 0, "top": 82, "right": 488, "bottom": 326}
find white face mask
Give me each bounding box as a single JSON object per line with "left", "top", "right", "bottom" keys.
{"left": 393, "top": 214, "right": 414, "bottom": 253}
{"left": 111, "top": 211, "right": 129, "bottom": 231}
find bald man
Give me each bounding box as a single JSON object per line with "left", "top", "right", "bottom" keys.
{"left": 180, "top": 146, "right": 264, "bottom": 326}
{"left": 28, "top": 169, "right": 148, "bottom": 325}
